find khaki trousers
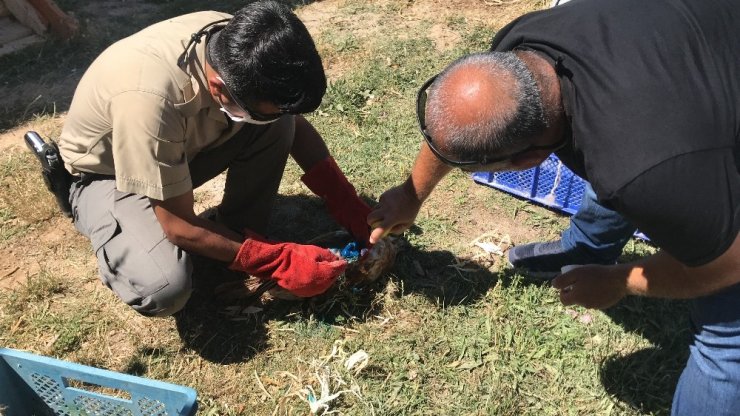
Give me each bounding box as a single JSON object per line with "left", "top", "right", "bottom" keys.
{"left": 69, "top": 116, "right": 295, "bottom": 316}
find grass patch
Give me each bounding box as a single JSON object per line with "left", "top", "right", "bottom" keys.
{"left": 0, "top": 148, "right": 58, "bottom": 232}
{"left": 2, "top": 268, "right": 66, "bottom": 309}
{"left": 0, "top": 269, "right": 95, "bottom": 356}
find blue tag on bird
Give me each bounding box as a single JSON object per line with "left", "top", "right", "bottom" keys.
{"left": 340, "top": 242, "right": 361, "bottom": 260}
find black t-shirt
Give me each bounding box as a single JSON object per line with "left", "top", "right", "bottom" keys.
{"left": 491, "top": 0, "right": 740, "bottom": 266}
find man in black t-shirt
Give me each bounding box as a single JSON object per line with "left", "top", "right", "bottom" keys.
{"left": 508, "top": 0, "right": 639, "bottom": 277}
{"left": 367, "top": 0, "right": 740, "bottom": 413}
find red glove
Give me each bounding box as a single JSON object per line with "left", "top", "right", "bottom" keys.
{"left": 229, "top": 237, "right": 347, "bottom": 297}
{"left": 301, "top": 156, "right": 372, "bottom": 244}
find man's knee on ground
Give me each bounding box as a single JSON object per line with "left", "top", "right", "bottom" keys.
{"left": 131, "top": 263, "right": 193, "bottom": 318}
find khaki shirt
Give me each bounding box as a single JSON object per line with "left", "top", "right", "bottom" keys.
{"left": 59, "top": 11, "right": 243, "bottom": 200}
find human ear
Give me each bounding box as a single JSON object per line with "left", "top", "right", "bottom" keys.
{"left": 206, "top": 75, "right": 225, "bottom": 98}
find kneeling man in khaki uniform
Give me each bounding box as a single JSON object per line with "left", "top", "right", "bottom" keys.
{"left": 59, "top": 1, "right": 371, "bottom": 317}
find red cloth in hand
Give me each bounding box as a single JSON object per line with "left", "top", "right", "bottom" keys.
{"left": 301, "top": 156, "right": 372, "bottom": 244}
{"left": 229, "top": 238, "right": 347, "bottom": 297}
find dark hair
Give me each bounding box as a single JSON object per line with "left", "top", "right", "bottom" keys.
{"left": 209, "top": 1, "right": 326, "bottom": 114}
{"left": 426, "top": 52, "right": 546, "bottom": 161}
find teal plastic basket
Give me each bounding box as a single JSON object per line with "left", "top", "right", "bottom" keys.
{"left": 0, "top": 348, "right": 197, "bottom": 416}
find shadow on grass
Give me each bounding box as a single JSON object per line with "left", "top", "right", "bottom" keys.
{"left": 174, "top": 192, "right": 503, "bottom": 363}
{"left": 599, "top": 297, "right": 691, "bottom": 415}
{"left": 173, "top": 192, "right": 378, "bottom": 364}
{"left": 270, "top": 193, "right": 502, "bottom": 309}
{"left": 502, "top": 247, "right": 690, "bottom": 414}
{"left": 392, "top": 240, "right": 502, "bottom": 307}
{"left": 174, "top": 268, "right": 271, "bottom": 364}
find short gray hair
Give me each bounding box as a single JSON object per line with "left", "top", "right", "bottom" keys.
{"left": 426, "top": 52, "right": 546, "bottom": 161}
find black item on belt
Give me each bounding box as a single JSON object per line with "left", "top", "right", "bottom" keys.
{"left": 23, "top": 131, "right": 73, "bottom": 218}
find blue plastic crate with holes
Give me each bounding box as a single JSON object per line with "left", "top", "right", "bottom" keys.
{"left": 472, "top": 154, "right": 585, "bottom": 215}
{"left": 472, "top": 155, "right": 648, "bottom": 240}
{"left": 0, "top": 347, "right": 197, "bottom": 416}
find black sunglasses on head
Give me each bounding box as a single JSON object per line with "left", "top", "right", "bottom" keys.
{"left": 416, "top": 73, "right": 564, "bottom": 167}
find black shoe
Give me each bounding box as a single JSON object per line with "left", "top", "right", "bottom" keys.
{"left": 507, "top": 240, "right": 613, "bottom": 279}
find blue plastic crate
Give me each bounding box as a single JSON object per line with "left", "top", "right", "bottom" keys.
{"left": 472, "top": 155, "right": 648, "bottom": 240}
{"left": 472, "top": 155, "right": 585, "bottom": 215}
{"left": 0, "top": 348, "right": 197, "bottom": 416}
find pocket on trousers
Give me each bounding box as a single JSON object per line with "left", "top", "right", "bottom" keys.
{"left": 89, "top": 210, "right": 119, "bottom": 254}
{"left": 89, "top": 211, "right": 121, "bottom": 289}
{"left": 98, "top": 231, "right": 171, "bottom": 299}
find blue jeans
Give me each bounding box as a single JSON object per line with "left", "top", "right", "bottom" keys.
{"left": 672, "top": 282, "right": 740, "bottom": 415}
{"left": 561, "top": 183, "right": 636, "bottom": 263}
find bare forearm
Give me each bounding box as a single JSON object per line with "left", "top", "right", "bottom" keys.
{"left": 151, "top": 193, "right": 244, "bottom": 263}
{"left": 553, "top": 234, "right": 740, "bottom": 309}
{"left": 166, "top": 216, "right": 243, "bottom": 262}
{"left": 623, "top": 246, "right": 740, "bottom": 299}
{"left": 405, "top": 144, "right": 452, "bottom": 202}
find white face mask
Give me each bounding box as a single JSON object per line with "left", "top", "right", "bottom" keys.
{"left": 215, "top": 77, "right": 278, "bottom": 125}
{"left": 218, "top": 102, "right": 276, "bottom": 125}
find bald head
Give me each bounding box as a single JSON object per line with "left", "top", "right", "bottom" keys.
{"left": 425, "top": 52, "right": 546, "bottom": 162}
